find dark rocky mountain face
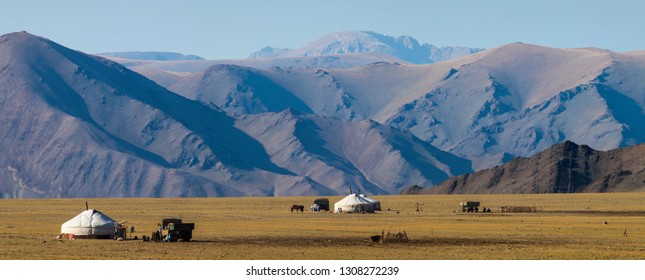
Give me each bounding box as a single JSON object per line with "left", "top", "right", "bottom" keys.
{"left": 406, "top": 141, "right": 645, "bottom": 194}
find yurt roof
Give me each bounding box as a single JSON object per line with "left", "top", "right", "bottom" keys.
{"left": 335, "top": 194, "right": 372, "bottom": 206}
{"left": 61, "top": 209, "right": 117, "bottom": 234}
{"left": 359, "top": 194, "right": 380, "bottom": 203}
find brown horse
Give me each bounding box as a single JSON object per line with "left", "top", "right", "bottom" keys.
{"left": 291, "top": 205, "right": 304, "bottom": 213}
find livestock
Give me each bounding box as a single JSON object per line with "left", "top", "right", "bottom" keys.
{"left": 290, "top": 205, "right": 305, "bottom": 213}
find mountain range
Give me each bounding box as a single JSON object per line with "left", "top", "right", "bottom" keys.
{"left": 0, "top": 32, "right": 468, "bottom": 198}
{"left": 2, "top": 31, "right": 645, "bottom": 198}
{"left": 161, "top": 43, "right": 645, "bottom": 171}
{"left": 97, "top": 31, "right": 481, "bottom": 76}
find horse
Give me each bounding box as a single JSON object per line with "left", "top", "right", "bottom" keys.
{"left": 290, "top": 205, "right": 304, "bottom": 213}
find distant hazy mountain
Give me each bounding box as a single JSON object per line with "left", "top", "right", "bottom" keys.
{"left": 172, "top": 42, "right": 645, "bottom": 171}
{"left": 106, "top": 53, "right": 404, "bottom": 77}
{"left": 101, "top": 31, "right": 479, "bottom": 75}
{"left": 97, "top": 51, "right": 205, "bottom": 61}
{"left": 405, "top": 141, "right": 645, "bottom": 194}
{"left": 249, "top": 31, "right": 483, "bottom": 64}
{"left": 0, "top": 32, "right": 468, "bottom": 198}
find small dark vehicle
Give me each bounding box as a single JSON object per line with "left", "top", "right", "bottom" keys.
{"left": 313, "top": 198, "right": 330, "bottom": 211}
{"left": 151, "top": 218, "right": 195, "bottom": 242}
{"left": 460, "top": 201, "right": 481, "bottom": 212}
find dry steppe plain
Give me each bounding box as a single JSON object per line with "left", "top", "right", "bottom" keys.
{"left": 0, "top": 193, "right": 644, "bottom": 259}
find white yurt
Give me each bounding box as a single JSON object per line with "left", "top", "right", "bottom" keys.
{"left": 359, "top": 194, "right": 381, "bottom": 211}
{"left": 334, "top": 194, "right": 375, "bottom": 213}
{"left": 60, "top": 209, "right": 117, "bottom": 239}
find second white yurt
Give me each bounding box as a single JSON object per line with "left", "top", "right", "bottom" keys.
{"left": 60, "top": 209, "right": 117, "bottom": 239}
{"left": 359, "top": 194, "right": 381, "bottom": 211}
{"left": 334, "top": 194, "right": 375, "bottom": 213}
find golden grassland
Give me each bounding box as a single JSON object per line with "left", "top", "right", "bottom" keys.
{"left": 0, "top": 193, "right": 644, "bottom": 260}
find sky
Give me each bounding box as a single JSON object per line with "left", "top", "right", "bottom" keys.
{"left": 1, "top": 0, "right": 644, "bottom": 59}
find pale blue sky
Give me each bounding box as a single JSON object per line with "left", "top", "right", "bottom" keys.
{"left": 1, "top": 0, "right": 643, "bottom": 59}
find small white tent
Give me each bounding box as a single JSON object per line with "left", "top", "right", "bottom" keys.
{"left": 359, "top": 194, "right": 381, "bottom": 211}
{"left": 334, "top": 194, "right": 375, "bottom": 213}
{"left": 60, "top": 209, "right": 116, "bottom": 239}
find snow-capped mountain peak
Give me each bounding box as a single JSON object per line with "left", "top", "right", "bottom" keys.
{"left": 249, "top": 31, "right": 483, "bottom": 64}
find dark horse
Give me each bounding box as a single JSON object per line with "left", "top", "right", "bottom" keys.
{"left": 291, "top": 205, "right": 305, "bottom": 213}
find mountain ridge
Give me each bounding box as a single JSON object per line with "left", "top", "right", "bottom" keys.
{"left": 97, "top": 51, "right": 205, "bottom": 61}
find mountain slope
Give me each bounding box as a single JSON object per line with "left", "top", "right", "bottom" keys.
{"left": 169, "top": 64, "right": 315, "bottom": 116}
{"left": 0, "top": 32, "right": 288, "bottom": 197}
{"left": 406, "top": 141, "right": 645, "bottom": 194}
{"left": 235, "top": 110, "right": 472, "bottom": 195}
{"left": 384, "top": 43, "right": 645, "bottom": 169}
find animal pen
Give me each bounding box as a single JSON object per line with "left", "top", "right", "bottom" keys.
{"left": 371, "top": 228, "right": 409, "bottom": 243}
{"left": 499, "top": 206, "right": 542, "bottom": 213}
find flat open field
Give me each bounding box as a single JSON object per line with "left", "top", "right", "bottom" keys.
{"left": 1, "top": 193, "right": 644, "bottom": 260}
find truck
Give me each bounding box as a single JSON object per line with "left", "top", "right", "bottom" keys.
{"left": 311, "top": 198, "right": 330, "bottom": 211}
{"left": 151, "top": 218, "right": 195, "bottom": 242}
